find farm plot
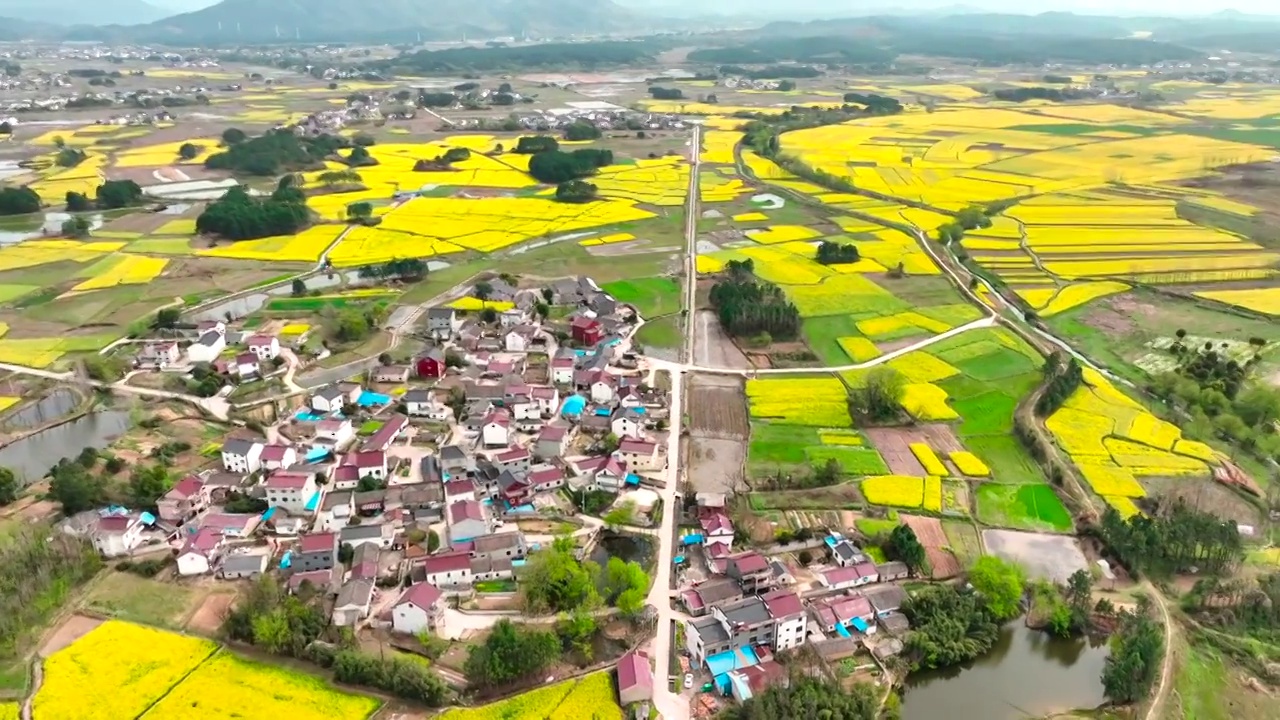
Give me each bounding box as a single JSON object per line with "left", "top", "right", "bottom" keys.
{"left": 689, "top": 375, "right": 749, "bottom": 495}
{"left": 745, "top": 375, "right": 850, "bottom": 427}
{"left": 600, "top": 276, "right": 680, "bottom": 318}
{"left": 34, "top": 619, "right": 379, "bottom": 720}
{"left": 903, "top": 514, "right": 962, "bottom": 579}
{"left": 442, "top": 672, "right": 622, "bottom": 720}
{"left": 863, "top": 426, "right": 964, "bottom": 477}
{"left": 975, "top": 484, "right": 1073, "bottom": 533}
{"left": 747, "top": 423, "right": 888, "bottom": 479}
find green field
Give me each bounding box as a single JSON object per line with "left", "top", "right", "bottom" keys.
{"left": 0, "top": 284, "right": 39, "bottom": 304}
{"left": 801, "top": 314, "right": 868, "bottom": 365}
{"left": 965, "top": 435, "right": 1047, "bottom": 484}
{"left": 634, "top": 315, "right": 680, "bottom": 350}
{"left": 265, "top": 294, "right": 394, "bottom": 312}
{"left": 748, "top": 423, "right": 886, "bottom": 477}
{"left": 601, "top": 276, "right": 681, "bottom": 317}
{"left": 976, "top": 483, "right": 1072, "bottom": 532}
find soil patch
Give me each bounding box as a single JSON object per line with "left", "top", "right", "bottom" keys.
{"left": 1143, "top": 476, "right": 1262, "bottom": 528}
{"left": 39, "top": 614, "right": 102, "bottom": 657}
{"left": 864, "top": 425, "right": 964, "bottom": 476}
{"left": 185, "top": 592, "right": 237, "bottom": 636}
{"left": 688, "top": 375, "right": 748, "bottom": 438}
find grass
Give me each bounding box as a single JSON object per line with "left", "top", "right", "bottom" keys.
{"left": 600, "top": 277, "right": 681, "bottom": 317}
{"left": 0, "top": 285, "right": 39, "bottom": 304}
{"left": 1174, "top": 643, "right": 1231, "bottom": 720}
{"left": 634, "top": 315, "right": 681, "bottom": 350}
{"left": 801, "top": 314, "right": 865, "bottom": 365}
{"left": 952, "top": 347, "right": 1039, "bottom": 382}
{"left": 806, "top": 446, "right": 890, "bottom": 475}
{"left": 950, "top": 391, "right": 1018, "bottom": 436}
{"left": 941, "top": 520, "right": 983, "bottom": 567}
{"left": 975, "top": 484, "right": 1072, "bottom": 532}
{"left": 359, "top": 420, "right": 383, "bottom": 435}
{"left": 266, "top": 295, "right": 392, "bottom": 312}
{"left": 81, "top": 571, "right": 197, "bottom": 629}
{"left": 855, "top": 516, "right": 900, "bottom": 539}
{"left": 965, "top": 435, "right": 1047, "bottom": 484}
{"left": 474, "top": 580, "right": 517, "bottom": 593}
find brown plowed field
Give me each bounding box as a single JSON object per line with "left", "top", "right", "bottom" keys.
{"left": 903, "top": 514, "right": 961, "bottom": 579}
{"left": 865, "top": 425, "right": 964, "bottom": 476}
{"left": 688, "top": 375, "right": 748, "bottom": 438}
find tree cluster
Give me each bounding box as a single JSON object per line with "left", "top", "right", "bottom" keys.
{"left": 842, "top": 92, "right": 904, "bottom": 114}
{"left": 196, "top": 184, "right": 308, "bottom": 241}
{"left": 563, "top": 121, "right": 602, "bottom": 141}
{"left": 527, "top": 148, "right": 613, "bottom": 184}
{"left": 205, "top": 129, "right": 347, "bottom": 176}
{"left": 413, "top": 147, "right": 471, "bottom": 171}
{"left": 0, "top": 527, "right": 101, "bottom": 658}
{"left": 708, "top": 271, "right": 800, "bottom": 341}
{"left": 224, "top": 576, "right": 447, "bottom": 705}
{"left": 688, "top": 38, "right": 893, "bottom": 66}
{"left": 520, "top": 536, "right": 600, "bottom": 615}
{"left": 327, "top": 304, "right": 388, "bottom": 344}
{"left": 0, "top": 186, "right": 40, "bottom": 215}
{"left": 1185, "top": 572, "right": 1280, "bottom": 645}
{"left": 514, "top": 135, "right": 559, "bottom": 154}
{"left": 95, "top": 179, "right": 143, "bottom": 209}
{"left": 887, "top": 523, "right": 926, "bottom": 575}
{"left": 463, "top": 618, "right": 561, "bottom": 690}
{"left": 358, "top": 258, "right": 428, "bottom": 281}
{"left": 1101, "top": 595, "right": 1164, "bottom": 703}
{"left": 721, "top": 677, "right": 878, "bottom": 720}
{"left": 847, "top": 366, "right": 906, "bottom": 422}
{"left": 555, "top": 179, "right": 598, "bottom": 203}
{"left": 375, "top": 41, "right": 657, "bottom": 75}
{"left": 967, "top": 556, "right": 1026, "bottom": 621}
{"left": 902, "top": 584, "right": 1001, "bottom": 670}
{"left": 648, "top": 86, "right": 684, "bottom": 100}
{"left": 416, "top": 92, "right": 457, "bottom": 107}
{"left": 720, "top": 64, "right": 824, "bottom": 80}
{"left": 1035, "top": 353, "right": 1084, "bottom": 416}
{"left": 1097, "top": 501, "right": 1241, "bottom": 578}
{"left": 814, "top": 240, "right": 860, "bottom": 265}
{"left": 55, "top": 147, "right": 87, "bottom": 168}
{"left": 991, "top": 86, "right": 1095, "bottom": 102}
{"left": 604, "top": 556, "right": 649, "bottom": 617}
{"left": 1031, "top": 569, "right": 1094, "bottom": 637}
{"left": 1148, "top": 356, "right": 1280, "bottom": 463}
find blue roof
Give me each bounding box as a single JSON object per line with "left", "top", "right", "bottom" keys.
{"left": 560, "top": 395, "right": 587, "bottom": 416}
{"left": 625, "top": 473, "right": 640, "bottom": 486}
{"left": 261, "top": 507, "right": 277, "bottom": 522}
{"left": 633, "top": 407, "right": 646, "bottom": 415}
{"left": 729, "top": 672, "right": 752, "bottom": 700}
{"left": 834, "top": 622, "right": 852, "bottom": 638}
{"left": 279, "top": 551, "right": 292, "bottom": 569}
{"left": 139, "top": 511, "right": 156, "bottom": 525}
{"left": 304, "top": 490, "right": 321, "bottom": 512}
{"left": 850, "top": 617, "right": 869, "bottom": 632}
{"left": 683, "top": 534, "right": 704, "bottom": 545}
{"left": 705, "top": 647, "right": 758, "bottom": 677}
{"left": 594, "top": 407, "right": 611, "bottom": 416}
{"left": 673, "top": 555, "right": 686, "bottom": 564}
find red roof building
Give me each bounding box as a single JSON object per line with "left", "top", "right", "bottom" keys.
{"left": 570, "top": 316, "right": 603, "bottom": 345}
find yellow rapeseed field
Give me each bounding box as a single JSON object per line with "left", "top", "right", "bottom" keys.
{"left": 198, "top": 225, "right": 346, "bottom": 263}
{"left": 35, "top": 620, "right": 216, "bottom": 720}
{"left": 142, "top": 652, "right": 380, "bottom": 720}
{"left": 950, "top": 451, "right": 991, "bottom": 477}
{"left": 71, "top": 254, "right": 169, "bottom": 292}
{"left": 862, "top": 475, "right": 925, "bottom": 508}
{"left": 911, "top": 443, "right": 950, "bottom": 476}
{"left": 901, "top": 383, "right": 958, "bottom": 421}
{"left": 1193, "top": 287, "right": 1280, "bottom": 316}
{"left": 746, "top": 376, "right": 851, "bottom": 427}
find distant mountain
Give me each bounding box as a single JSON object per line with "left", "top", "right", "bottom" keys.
{"left": 0, "top": 0, "right": 167, "bottom": 26}
{"left": 139, "top": 0, "right": 649, "bottom": 43}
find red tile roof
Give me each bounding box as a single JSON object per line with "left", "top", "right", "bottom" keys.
{"left": 247, "top": 334, "right": 275, "bottom": 347}
{"left": 97, "top": 515, "right": 134, "bottom": 532}
{"left": 288, "top": 569, "right": 333, "bottom": 592}
{"left": 421, "top": 551, "right": 472, "bottom": 575}
{"left": 167, "top": 475, "right": 204, "bottom": 500}
{"left": 699, "top": 512, "right": 733, "bottom": 535}
{"left": 260, "top": 445, "right": 293, "bottom": 462}
{"left": 617, "top": 438, "right": 657, "bottom": 454}
{"left": 729, "top": 552, "right": 769, "bottom": 574}
{"left": 266, "top": 472, "right": 311, "bottom": 490}
{"left": 333, "top": 465, "right": 360, "bottom": 483}
{"left": 344, "top": 450, "right": 386, "bottom": 469}
{"left": 616, "top": 649, "right": 652, "bottom": 694}
{"left": 298, "top": 533, "right": 336, "bottom": 553}
{"left": 398, "top": 582, "right": 443, "bottom": 610}
{"left": 181, "top": 526, "right": 222, "bottom": 556}
{"left": 538, "top": 425, "right": 567, "bottom": 441}
{"left": 820, "top": 566, "right": 865, "bottom": 586}
{"left": 449, "top": 500, "right": 485, "bottom": 523}
{"left": 762, "top": 590, "right": 804, "bottom": 619}
{"left": 443, "top": 479, "right": 477, "bottom": 497}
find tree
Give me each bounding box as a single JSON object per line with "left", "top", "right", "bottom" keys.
{"left": 473, "top": 281, "right": 493, "bottom": 301}
{"left": 479, "top": 308, "right": 497, "bottom": 324}
{"left": 65, "top": 191, "right": 91, "bottom": 212}
{"left": 848, "top": 366, "right": 905, "bottom": 421}
{"left": 721, "top": 677, "right": 878, "bottom": 720}
{"left": 291, "top": 278, "right": 307, "bottom": 297}
{"left": 197, "top": 185, "right": 308, "bottom": 241}
{"left": 49, "top": 461, "right": 106, "bottom": 515}
{"left": 222, "top": 128, "right": 247, "bottom": 145}
{"left": 338, "top": 543, "right": 354, "bottom": 565}
{"left": 1102, "top": 596, "right": 1164, "bottom": 703}
{"left": 127, "top": 464, "right": 171, "bottom": 510}
{"left": 527, "top": 148, "right": 613, "bottom": 184}
{"left": 555, "top": 179, "right": 598, "bottom": 203}
{"left": 563, "top": 120, "right": 601, "bottom": 141}
{"left": 0, "top": 468, "right": 18, "bottom": 506}
{"left": 344, "top": 201, "right": 373, "bottom": 222}
{"left": 520, "top": 536, "right": 600, "bottom": 614}
{"left": 427, "top": 530, "right": 440, "bottom": 552}
{"left": 178, "top": 143, "right": 201, "bottom": 160}
{"left": 0, "top": 187, "right": 41, "bottom": 216}
{"left": 150, "top": 307, "right": 180, "bottom": 331}
{"left": 1065, "top": 568, "right": 1093, "bottom": 631}
{"left": 888, "top": 524, "right": 926, "bottom": 574}
{"left": 556, "top": 605, "right": 597, "bottom": 658}
{"left": 902, "top": 584, "right": 1001, "bottom": 670}
{"left": 352, "top": 132, "right": 376, "bottom": 147}
{"left": 967, "top": 556, "right": 1026, "bottom": 621}
{"left": 95, "top": 180, "right": 143, "bottom": 209}
{"left": 464, "top": 619, "right": 561, "bottom": 689}
{"left": 514, "top": 135, "right": 558, "bottom": 154}
{"left": 815, "top": 240, "right": 859, "bottom": 265}
{"left": 61, "top": 216, "right": 91, "bottom": 238}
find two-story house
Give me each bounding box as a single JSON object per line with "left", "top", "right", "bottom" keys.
{"left": 419, "top": 551, "right": 472, "bottom": 588}
{"left": 176, "top": 526, "right": 224, "bottom": 576}
{"left": 220, "top": 438, "right": 264, "bottom": 474}
{"left": 610, "top": 407, "right": 647, "bottom": 439}
{"left": 426, "top": 307, "right": 461, "bottom": 339}
{"left": 246, "top": 334, "right": 280, "bottom": 360}
{"left": 92, "top": 514, "right": 146, "bottom": 557}
{"left": 447, "top": 500, "right": 491, "bottom": 543}
{"left": 529, "top": 386, "right": 560, "bottom": 417}
{"left": 491, "top": 446, "right": 531, "bottom": 475}
{"left": 686, "top": 595, "right": 777, "bottom": 667}
{"left": 615, "top": 438, "right": 661, "bottom": 472}
{"left": 138, "top": 340, "right": 180, "bottom": 367}
{"left": 187, "top": 329, "right": 225, "bottom": 364}
{"left": 726, "top": 551, "right": 774, "bottom": 595}
{"left": 294, "top": 532, "right": 338, "bottom": 572}
{"left": 762, "top": 590, "right": 806, "bottom": 651}
{"left": 157, "top": 475, "right": 209, "bottom": 525}
{"left": 534, "top": 424, "right": 569, "bottom": 460}
{"left": 264, "top": 471, "right": 317, "bottom": 515}
{"left": 342, "top": 450, "right": 388, "bottom": 481}
{"left": 480, "top": 409, "right": 511, "bottom": 448}
{"left": 260, "top": 444, "right": 298, "bottom": 471}
{"left": 314, "top": 418, "right": 355, "bottom": 448}
{"left": 699, "top": 511, "right": 734, "bottom": 551}
{"left": 392, "top": 582, "right": 444, "bottom": 635}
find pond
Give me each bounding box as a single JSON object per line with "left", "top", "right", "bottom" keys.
{"left": 0, "top": 211, "right": 107, "bottom": 246}
{"left": 0, "top": 409, "right": 133, "bottom": 483}
{"left": 588, "top": 531, "right": 655, "bottom": 572}
{"left": 1, "top": 388, "right": 81, "bottom": 430}
{"left": 902, "top": 623, "right": 1110, "bottom": 720}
